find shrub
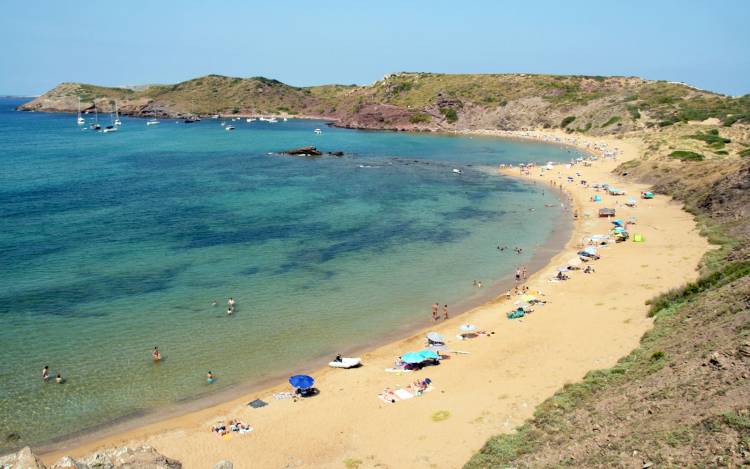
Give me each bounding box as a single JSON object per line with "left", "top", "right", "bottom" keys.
{"left": 739, "top": 148, "right": 750, "bottom": 158}
{"left": 688, "top": 130, "right": 731, "bottom": 149}
{"left": 440, "top": 107, "right": 458, "bottom": 123}
{"left": 669, "top": 150, "right": 704, "bottom": 161}
{"left": 602, "top": 116, "right": 621, "bottom": 127}
{"left": 560, "top": 116, "right": 576, "bottom": 128}
{"left": 409, "top": 113, "right": 431, "bottom": 124}
{"left": 626, "top": 104, "right": 641, "bottom": 119}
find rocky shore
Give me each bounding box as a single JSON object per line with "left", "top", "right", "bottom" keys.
{"left": 0, "top": 445, "right": 182, "bottom": 469}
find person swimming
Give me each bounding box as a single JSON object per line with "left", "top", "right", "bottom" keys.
{"left": 207, "top": 371, "right": 215, "bottom": 383}
{"left": 55, "top": 373, "right": 63, "bottom": 384}
{"left": 226, "top": 307, "right": 234, "bottom": 315}
{"left": 152, "top": 346, "right": 161, "bottom": 361}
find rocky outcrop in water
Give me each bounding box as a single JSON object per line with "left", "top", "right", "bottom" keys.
{"left": 0, "top": 446, "right": 181, "bottom": 469}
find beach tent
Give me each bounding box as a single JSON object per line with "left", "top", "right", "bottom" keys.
{"left": 418, "top": 349, "right": 441, "bottom": 360}
{"left": 426, "top": 332, "right": 444, "bottom": 344}
{"left": 593, "top": 195, "right": 602, "bottom": 202}
{"left": 613, "top": 226, "right": 626, "bottom": 233}
{"left": 626, "top": 198, "right": 637, "bottom": 207}
{"left": 633, "top": 234, "right": 645, "bottom": 242}
{"left": 507, "top": 309, "right": 525, "bottom": 319}
{"left": 401, "top": 352, "right": 428, "bottom": 364}
{"left": 579, "top": 246, "right": 598, "bottom": 258}
{"left": 642, "top": 191, "right": 654, "bottom": 199}
{"left": 612, "top": 219, "right": 624, "bottom": 226}
{"left": 589, "top": 234, "right": 610, "bottom": 244}
{"left": 459, "top": 324, "right": 477, "bottom": 333}
{"left": 598, "top": 208, "right": 616, "bottom": 217}
{"left": 515, "top": 301, "right": 532, "bottom": 311}
{"left": 289, "top": 374, "right": 315, "bottom": 390}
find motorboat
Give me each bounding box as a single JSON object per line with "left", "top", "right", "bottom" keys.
{"left": 113, "top": 101, "right": 122, "bottom": 126}
{"left": 314, "top": 128, "right": 322, "bottom": 134}
{"left": 146, "top": 119, "right": 160, "bottom": 126}
{"left": 246, "top": 118, "right": 256, "bottom": 122}
{"left": 77, "top": 97, "right": 85, "bottom": 125}
{"left": 102, "top": 125, "right": 117, "bottom": 133}
{"left": 452, "top": 168, "right": 462, "bottom": 174}
{"left": 328, "top": 357, "right": 361, "bottom": 369}
{"left": 225, "top": 125, "right": 235, "bottom": 131}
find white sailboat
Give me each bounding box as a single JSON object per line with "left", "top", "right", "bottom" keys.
{"left": 77, "top": 97, "right": 85, "bottom": 125}
{"left": 114, "top": 101, "right": 122, "bottom": 126}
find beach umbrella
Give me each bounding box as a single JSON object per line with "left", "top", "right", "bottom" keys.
{"left": 557, "top": 267, "right": 569, "bottom": 273}
{"left": 418, "top": 349, "right": 440, "bottom": 360}
{"left": 515, "top": 301, "right": 532, "bottom": 311}
{"left": 567, "top": 257, "right": 582, "bottom": 267}
{"left": 612, "top": 219, "right": 623, "bottom": 226}
{"left": 459, "top": 324, "right": 477, "bottom": 333}
{"left": 289, "top": 374, "right": 314, "bottom": 389}
{"left": 583, "top": 246, "right": 598, "bottom": 256}
{"left": 401, "top": 352, "right": 427, "bottom": 364}
{"left": 426, "top": 332, "right": 444, "bottom": 343}
{"left": 613, "top": 226, "right": 626, "bottom": 233}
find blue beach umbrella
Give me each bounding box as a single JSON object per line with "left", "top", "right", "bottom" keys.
{"left": 418, "top": 349, "right": 440, "bottom": 360}
{"left": 401, "top": 352, "right": 427, "bottom": 364}
{"left": 459, "top": 324, "right": 477, "bottom": 333}
{"left": 289, "top": 374, "right": 315, "bottom": 389}
{"left": 613, "top": 226, "right": 626, "bottom": 233}
{"left": 612, "top": 219, "right": 624, "bottom": 226}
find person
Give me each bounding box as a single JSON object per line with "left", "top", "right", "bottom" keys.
{"left": 515, "top": 268, "right": 521, "bottom": 282}
{"left": 211, "top": 300, "right": 218, "bottom": 307}
{"left": 227, "top": 307, "right": 234, "bottom": 315}
{"left": 522, "top": 267, "right": 528, "bottom": 279}
{"left": 432, "top": 302, "right": 439, "bottom": 321}
{"left": 207, "top": 371, "right": 215, "bottom": 384}
{"left": 584, "top": 265, "right": 595, "bottom": 274}
{"left": 477, "top": 281, "right": 483, "bottom": 288}
{"left": 472, "top": 280, "right": 478, "bottom": 287}
{"left": 228, "top": 298, "right": 236, "bottom": 309}
{"left": 42, "top": 365, "right": 49, "bottom": 382}
{"left": 55, "top": 373, "right": 63, "bottom": 384}
{"left": 442, "top": 304, "right": 449, "bottom": 320}
{"left": 334, "top": 354, "right": 342, "bottom": 363}
{"left": 152, "top": 346, "right": 161, "bottom": 361}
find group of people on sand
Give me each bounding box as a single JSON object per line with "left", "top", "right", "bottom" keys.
{"left": 211, "top": 418, "right": 252, "bottom": 436}
{"left": 431, "top": 302, "right": 449, "bottom": 321}
{"left": 41, "top": 365, "right": 64, "bottom": 384}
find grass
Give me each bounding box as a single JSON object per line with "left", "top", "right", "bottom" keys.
{"left": 409, "top": 112, "right": 432, "bottom": 124}
{"left": 740, "top": 148, "right": 750, "bottom": 158}
{"left": 722, "top": 412, "right": 750, "bottom": 431}
{"left": 343, "top": 458, "right": 363, "bottom": 469}
{"left": 669, "top": 150, "right": 705, "bottom": 161}
{"left": 440, "top": 107, "right": 458, "bottom": 123}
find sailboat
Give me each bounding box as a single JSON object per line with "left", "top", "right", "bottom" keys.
{"left": 114, "top": 101, "right": 122, "bottom": 126}
{"left": 103, "top": 106, "right": 118, "bottom": 132}
{"left": 90, "top": 103, "right": 101, "bottom": 130}
{"left": 77, "top": 97, "right": 85, "bottom": 125}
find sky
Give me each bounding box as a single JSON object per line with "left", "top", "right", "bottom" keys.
{"left": 1, "top": 0, "right": 748, "bottom": 96}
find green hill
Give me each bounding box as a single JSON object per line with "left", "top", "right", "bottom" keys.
{"left": 19, "top": 73, "right": 750, "bottom": 134}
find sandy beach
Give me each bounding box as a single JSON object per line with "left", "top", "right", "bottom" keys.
{"left": 39, "top": 131, "right": 710, "bottom": 468}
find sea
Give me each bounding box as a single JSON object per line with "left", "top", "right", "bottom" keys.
{"left": 0, "top": 97, "right": 583, "bottom": 452}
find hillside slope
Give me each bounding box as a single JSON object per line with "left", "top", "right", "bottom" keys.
{"left": 19, "top": 73, "right": 750, "bottom": 134}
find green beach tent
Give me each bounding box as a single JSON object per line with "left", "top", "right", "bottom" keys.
{"left": 633, "top": 233, "right": 645, "bottom": 242}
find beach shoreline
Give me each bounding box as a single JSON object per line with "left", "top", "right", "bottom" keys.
{"left": 38, "top": 130, "right": 710, "bottom": 468}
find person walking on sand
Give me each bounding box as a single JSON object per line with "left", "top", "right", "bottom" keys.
{"left": 432, "top": 302, "right": 439, "bottom": 321}
{"left": 442, "top": 304, "right": 449, "bottom": 320}
{"left": 42, "top": 365, "right": 49, "bottom": 382}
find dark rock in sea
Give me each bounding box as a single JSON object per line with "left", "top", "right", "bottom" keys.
{"left": 327, "top": 151, "right": 345, "bottom": 157}
{"left": 285, "top": 146, "right": 323, "bottom": 156}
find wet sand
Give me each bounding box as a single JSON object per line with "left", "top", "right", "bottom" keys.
{"left": 40, "top": 131, "right": 710, "bottom": 468}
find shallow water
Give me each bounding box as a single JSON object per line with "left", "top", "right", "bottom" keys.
{"left": 0, "top": 98, "right": 582, "bottom": 451}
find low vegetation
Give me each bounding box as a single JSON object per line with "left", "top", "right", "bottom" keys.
{"left": 669, "top": 150, "right": 705, "bottom": 161}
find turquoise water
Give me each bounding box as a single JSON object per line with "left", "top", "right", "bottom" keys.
{"left": 0, "top": 98, "right": 580, "bottom": 451}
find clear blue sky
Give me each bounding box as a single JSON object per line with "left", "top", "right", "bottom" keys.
{"left": 1, "top": 0, "right": 748, "bottom": 96}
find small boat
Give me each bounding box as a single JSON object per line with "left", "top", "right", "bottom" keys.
{"left": 76, "top": 97, "right": 85, "bottom": 125}
{"left": 246, "top": 118, "right": 255, "bottom": 123}
{"left": 328, "top": 357, "right": 361, "bottom": 369}
{"left": 113, "top": 101, "right": 122, "bottom": 126}
{"left": 314, "top": 128, "right": 322, "bottom": 134}
{"left": 146, "top": 119, "right": 160, "bottom": 126}
{"left": 220, "top": 122, "right": 226, "bottom": 126}
{"left": 211, "top": 115, "right": 220, "bottom": 119}
{"left": 267, "top": 117, "right": 278, "bottom": 123}
{"left": 90, "top": 104, "right": 100, "bottom": 130}
{"left": 102, "top": 125, "right": 117, "bottom": 133}
{"left": 225, "top": 125, "right": 235, "bottom": 131}
{"left": 183, "top": 117, "right": 200, "bottom": 124}
{"left": 452, "top": 168, "right": 462, "bottom": 174}
{"left": 283, "top": 117, "right": 288, "bottom": 122}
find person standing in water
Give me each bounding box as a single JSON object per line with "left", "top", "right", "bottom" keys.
{"left": 152, "top": 346, "right": 161, "bottom": 361}
{"left": 55, "top": 373, "right": 63, "bottom": 384}
{"left": 42, "top": 365, "right": 49, "bottom": 382}
{"left": 207, "top": 371, "right": 215, "bottom": 383}
{"left": 442, "top": 304, "right": 449, "bottom": 320}
{"left": 432, "top": 302, "right": 439, "bottom": 321}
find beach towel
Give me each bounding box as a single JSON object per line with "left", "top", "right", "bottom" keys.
{"left": 239, "top": 427, "right": 253, "bottom": 434}
{"left": 248, "top": 399, "right": 268, "bottom": 408}
{"left": 377, "top": 393, "right": 398, "bottom": 404}
{"left": 384, "top": 368, "right": 413, "bottom": 373}
{"left": 273, "top": 392, "right": 294, "bottom": 400}
{"left": 394, "top": 389, "right": 415, "bottom": 400}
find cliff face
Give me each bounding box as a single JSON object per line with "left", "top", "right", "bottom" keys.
{"left": 19, "top": 73, "right": 750, "bottom": 135}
